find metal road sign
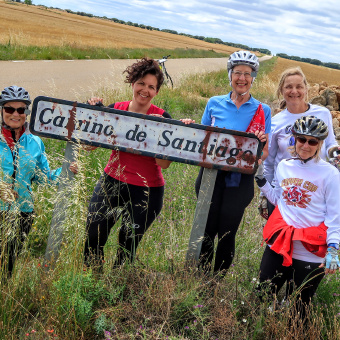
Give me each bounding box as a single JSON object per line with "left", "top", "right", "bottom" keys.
{"left": 30, "top": 96, "right": 262, "bottom": 174}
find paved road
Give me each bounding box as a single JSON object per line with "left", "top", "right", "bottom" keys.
{"left": 0, "top": 56, "right": 271, "bottom": 102}
{"left": 0, "top": 58, "right": 229, "bottom": 102}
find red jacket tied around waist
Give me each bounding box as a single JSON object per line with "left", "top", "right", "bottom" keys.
{"left": 263, "top": 206, "right": 328, "bottom": 266}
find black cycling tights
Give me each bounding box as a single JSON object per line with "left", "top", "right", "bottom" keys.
{"left": 84, "top": 173, "right": 164, "bottom": 267}
{"left": 258, "top": 246, "right": 324, "bottom": 320}
{"left": 0, "top": 211, "right": 33, "bottom": 277}
{"left": 195, "top": 168, "right": 254, "bottom": 273}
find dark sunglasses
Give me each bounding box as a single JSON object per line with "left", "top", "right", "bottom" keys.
{"left": 295, "top": 136, "right": 319, "bottom": 146}
{"left": 2, "top": 106, "right": 27, "bottom": 115}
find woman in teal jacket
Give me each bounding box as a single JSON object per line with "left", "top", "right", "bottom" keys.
{"left": 0, "top": 85, "right": 77, "bottom": 277}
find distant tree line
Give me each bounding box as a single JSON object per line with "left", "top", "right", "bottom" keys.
{"left": 276, "top": 53, "right": 340, "bottom": 70}
{"left": 40, "top": 7, "right": 271, "bottom": 55}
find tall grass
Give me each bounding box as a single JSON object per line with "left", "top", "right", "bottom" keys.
{"left": 0, "top": 59, "right": 339, "bottom": 339}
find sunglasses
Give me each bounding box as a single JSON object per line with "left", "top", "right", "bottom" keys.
{"left": 2, "top": 106, "right": 27, "bottom": 115}
{"left": 295, "top": 136, "right": 319, "bottom": 146}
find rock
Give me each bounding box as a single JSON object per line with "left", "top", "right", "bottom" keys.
{"left": 320, "top": 81, "right": 328, "bottom": 87}
{"left": 310, "top": 95, "right": 327, "bottom": 106}
{"left": 319, "top": 85, "right": 327, "bottom": 92}
{"left": 308, "top": 84, "right": 320, "bottom": 99}
{"left": 332, "top": 118, "right": 339, "bottom": 128}
{"left": 331, "top": 111, "right": 340, "bottom": 118}
{"left": 334, "top": 89, "right": 340, "bottom": 103}
{"left": 321, "top": 88, "right": 339, "bottom": 110}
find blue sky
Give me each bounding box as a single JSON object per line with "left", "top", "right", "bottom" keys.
{"left": 35, "top": 0, "right": 340, "bottom": 63}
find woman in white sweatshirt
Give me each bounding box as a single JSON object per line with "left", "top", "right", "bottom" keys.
{"left": 256, "top": 116, "right": 340, "bottom": 320}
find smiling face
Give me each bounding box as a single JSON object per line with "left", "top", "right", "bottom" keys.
{"left": 295, "top": 135, "right": 320, "bottom": 160}
{"left": 230, "top": 65, "right": 253, "bottom": 95}
{"left": 2, "top": 101, "right": 27, "bottom": 130}
{"left": 131, "top": 73, "right": 159, "bottom": 107}
{"left": 282, "top": 75, "right": 307, "bottom": 107}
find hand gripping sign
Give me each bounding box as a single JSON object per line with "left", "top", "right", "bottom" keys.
{"left": 30, "top": 97, "right": 263, "bottom": 265}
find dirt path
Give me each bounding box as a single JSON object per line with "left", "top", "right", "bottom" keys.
{"left": 0, "top": 56, "right": 271, "bottom": 102}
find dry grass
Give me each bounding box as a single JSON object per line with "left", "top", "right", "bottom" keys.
{"left": 0, "top": 0, "right": 239, "bottom": 54}
{"left": 269, "top": 57, "right": 340, "bottom": 87}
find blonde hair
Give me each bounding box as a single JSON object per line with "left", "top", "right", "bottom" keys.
{"left": 289, "top": 136, "right": 323, "bottom": 161}
{"left": 277, "top": 67, "right": 309, "bottom": 109}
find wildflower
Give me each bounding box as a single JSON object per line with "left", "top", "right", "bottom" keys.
{"left": 26, "top": 334, "right": 30, "bottom": 337}
{"left": 185, "top": 326, "right": 189, "bottom": 329}
{"left": 31, "top": 330, "right": 36, "bottom": 333}
{"left": 104, "top": 330, "right": 111, "bottom": 339}
{"left": 47, "top": 329, "right": 54, "bottom": 333}
{"left": 37, "top": 263, "right": 41, "bottom": 267}
{"left": 242, "top": 319, "right": 247, "bottom": 323}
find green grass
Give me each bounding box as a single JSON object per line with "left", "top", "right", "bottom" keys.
{"left": 1, "top": 57, "right": 339, "bottom": 339}
{"left": 0, "top": 45, "right": 228, "bottom": 61}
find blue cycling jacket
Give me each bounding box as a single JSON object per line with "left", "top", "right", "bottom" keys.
{"left": 0, "top": 127, "right": 61, "bottom": 212}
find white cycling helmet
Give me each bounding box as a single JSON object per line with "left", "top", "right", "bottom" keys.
{"left": 0, "top": 85, "right": 31, "bottom": 106}
{"left": 227, "top": 50, "right": 259, "bottom": 73}
{"left": 227, "top": 51, "right": 259, "bottom": 95}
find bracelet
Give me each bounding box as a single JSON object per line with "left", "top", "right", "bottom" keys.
{"left": 328, "top": 243, "right": 339, "bottom": 250}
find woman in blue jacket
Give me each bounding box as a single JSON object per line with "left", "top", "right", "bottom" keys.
{"left": 0, "top": 85, "right": 77, "bottom": 277}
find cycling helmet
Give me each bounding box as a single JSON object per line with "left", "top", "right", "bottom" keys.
{"left": 227, "top": 51, "right": 259, "bottom": 73}
{"left": 292, "top": 116, "right": 328, "bottom": 140}
{"left": 0, "top": 85, "right": 31, "bottom": 106}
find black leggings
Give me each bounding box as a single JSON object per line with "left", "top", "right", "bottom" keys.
{"left": 84, "top": 173, "right": 164, "bottom": 266}
{"left": 0, "top": 211, "right": 34, "bottom": 276}
{"left": 258, "top": 246, "right": 324, "bottom": 319}
{"left": 195, "top": 168, "right": 254, "bottom": 273}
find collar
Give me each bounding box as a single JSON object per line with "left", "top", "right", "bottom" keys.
{"left": 226, "top": 92, "right": 256, "bottom": 105}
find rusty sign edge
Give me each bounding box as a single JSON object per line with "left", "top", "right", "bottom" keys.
{"left": 30, "top": 96, "right": 263, "bottom": 174}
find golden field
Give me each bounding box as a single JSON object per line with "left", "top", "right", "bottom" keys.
{"left": 0, "top": 0, "right": 239, "bottom": 54}
{"left": 269, "top": 57, "right": 340, "bottom": 87}
{"left": 1, "top": 0, "right": 339, "bottom": 87}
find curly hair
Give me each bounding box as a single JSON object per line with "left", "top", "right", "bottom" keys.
{"left": 123, "top": 58, "right": 164, "bottom": 91}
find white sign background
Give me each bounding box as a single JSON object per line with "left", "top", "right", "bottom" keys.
{"left": 30, "top": 97, "right": 262, "bottom": 174}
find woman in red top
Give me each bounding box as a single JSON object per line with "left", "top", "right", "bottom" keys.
{"left": 84, "top": 58, "right": 173, "bottom": 268}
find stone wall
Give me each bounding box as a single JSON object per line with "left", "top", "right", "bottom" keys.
{"left": 309, "top": 82, "right": 340, "bottom": 140}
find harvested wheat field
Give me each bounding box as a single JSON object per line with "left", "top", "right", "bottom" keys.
{"left": 269, "top": 57, "right": 340, "bottom": 87}
{"left": 0, "top": 0, "right": 238, "bottom": 54}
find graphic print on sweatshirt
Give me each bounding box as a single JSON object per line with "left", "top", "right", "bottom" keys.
{"left": 281, "top": 177, "right": 318, "bottom": 209}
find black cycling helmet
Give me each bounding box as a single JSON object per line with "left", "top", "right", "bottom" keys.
{"left": 0, "top": 85, "right": 31, "bottom": 106}
{"left": 292, "top": 116, "right": 328, "bottom": 140}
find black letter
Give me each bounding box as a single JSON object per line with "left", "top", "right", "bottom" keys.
{"left": 172, "top": 138, "right": 184, "bottom": 150}
{"left": 208, "top": 139, "right": 217, "bottom": 155}
{"left": 215, "top": 145, "right": 228, "bottom": 157}
{"left": 90, "top": 122, "right": 103, "bottom": 135}
{"left": 136, "top": 131, "right": 147, "bottom": 142}
{"left": 53, "top": 116, "right": 66, "bottom": 128}
{"left": 158, "top": 130, "right": 173, "bottom": 147}
{"left": 39, "top": 108, "right": 53, "bottom": 124}
{"left": 183, "top": 140, "right": 197, "bottom": 152}
{"left": 126, "top": 124, "right": 140, "bottom": 141}
{"left": 82, "top": 117, "right": 92, "bottom": 132}
{"left": 103, "top": 125, "right": 114, "bottom": 136}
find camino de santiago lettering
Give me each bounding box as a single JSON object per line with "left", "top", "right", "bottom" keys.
{"left": 30, "top": 97, "right": 262, "bottom": 174}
